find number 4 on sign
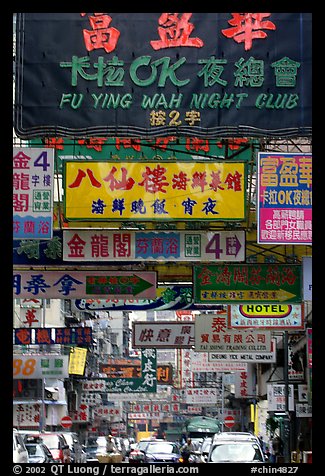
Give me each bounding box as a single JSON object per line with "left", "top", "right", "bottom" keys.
{"left": 206, "top": 234, "right": 223, "bottom": 259}
{"left": 205, "top": 234, "right": 242, "bottom": 259}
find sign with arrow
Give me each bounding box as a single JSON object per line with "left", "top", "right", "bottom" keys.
{"left": 193, "top": 264, "right": 301, "bottom": 304}
{"left": 228, "top": 304, "right": 304, "bottom": 329}
{"left": 62, "top": 230, "right": 245, "bottom": 262}
{"left": 13, "top": 270, "right": 157, "bottom": 299}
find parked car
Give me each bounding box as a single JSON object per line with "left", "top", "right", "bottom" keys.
{"left": 25, "top": 442, "right": 56, "bottom": 463}
{"left": 61, "top": 431, "right": 85, "bottom": 463}
{"left": 13, "top": 429, "right": 29, "bottom": 463}
{"left": 207, "top": 432, "right": 265, "bottom": 463}
{"left": 141, "top": 440, "right": 182, "bottom": 463}
{"left": 22, "top": 432, "right": 71, "bottom": 463}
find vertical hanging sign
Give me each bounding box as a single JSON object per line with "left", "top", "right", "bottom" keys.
{"left": 13, "top": 148, "right": 54, "bottom": 239}
{"left": 257, "top": 152, "right": 312, "bottom": 244}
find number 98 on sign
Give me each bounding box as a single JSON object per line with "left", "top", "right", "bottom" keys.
{"left": 13, "top": 355, "right": 69, "bottom": 379}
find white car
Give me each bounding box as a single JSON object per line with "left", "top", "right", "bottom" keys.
{"left": 13, "top": 429, "right": 29, "bottom": 463}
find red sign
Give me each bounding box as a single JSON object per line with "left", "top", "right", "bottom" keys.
{"left": 224, "top": 415, "right": 235, "bottom": 428}
{"left": 61, "top": 415, "right": 73, "bottom": 429}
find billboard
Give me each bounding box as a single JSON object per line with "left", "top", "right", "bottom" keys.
{"left": 257, "top": 152, "right": 312, "bottom": 244}
{"left": 14, "top": 13, "right": 311, "bottom": 139}
{"left": 63, "top": 161, "right": 246, "bottom": 221}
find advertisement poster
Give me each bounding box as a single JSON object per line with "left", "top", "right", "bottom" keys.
{"left": 257, "top": 152, "right": 312, "bottom": 244}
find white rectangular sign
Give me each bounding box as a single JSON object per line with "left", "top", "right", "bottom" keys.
{"left": 295, "top": 403, "right": 312, "bottom": 417}
{"left": 228, "top": 304, "right": 304, "bottom": 329}
{"left": 267, "top": 384, "right": 294, "bottom": 412}
{"left": 209, "top": 339, "right": 276, "bottom": 363}
{"left": 191, "top": 351, "right": 247, "bottom": 371}
{"left": 195, "top": 314, "right": 271, "bottom": 352}
{"left": 63, "top": 230, "right": 245, "bottom": 262}
{"left": 234, "top": 365, "right": 255, "bottom": 399}
{"left": 185, "top": 387, "right": 218, "bottom": 404}
{"left": 13, "top": 354, "right": 69, "bottom": 379}
{"left": 132, "top": 321, "right": 195, "bottom": 348}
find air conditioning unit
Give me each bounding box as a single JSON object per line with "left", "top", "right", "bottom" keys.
{"left": 45, "top": 387, "right": 59, "bottom": 401}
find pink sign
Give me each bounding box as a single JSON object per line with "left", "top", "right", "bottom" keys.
{"left": 257, "top": 152, "right": 312, "bottom": 244}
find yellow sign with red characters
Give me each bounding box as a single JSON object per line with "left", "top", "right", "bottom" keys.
{"left": 64, "top": 161, "right": 245, "bottom": 221}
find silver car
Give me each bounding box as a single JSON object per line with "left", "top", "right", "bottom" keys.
{"left": 208, "top": 433, "right": 265, "bottom": 463}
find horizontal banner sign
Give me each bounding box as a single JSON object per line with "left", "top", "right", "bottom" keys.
{"left": 13, "top": 354, "right": 69, "bottom": 379}
{"left": 195, "top": 314, "right": 272, "bottom": 352}
{"left": 14, "top": 327, "right": 93, "bottom": 345}
{"left": 132, "top": 321, "right": 195, "bottom": 348}
{"left": 72, "top": 288, "right": 226, "bottom": 312}
{"left": 15, "top": 13, "right": 311, "bottom": 139}
{"left": 228, "top": 304, "right": 304, "bottom": 329}
{"left": 29, "top": 137, "right": 255, "bottom": 173}
{"left": 185, "top": 387, "right": 219, "bottom": 404}
{"left": 194, "top": 264, "right": 302, "bottom": 303}
{"left": 13, "top": 270, "right": 157, "bottom": 299}
{"left": 208, "top": 339, "right": 277, "bottom": 363}
{"left": 190, "top": 351, "right": 247, "bottom": 371}
{"left": 63, "top": 230, "right": 245, "bottom": 262}
{"left": 64, "top": 161, "right": 246, "bottom": 221}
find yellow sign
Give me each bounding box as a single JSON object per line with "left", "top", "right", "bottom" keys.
{"left": 64, "top": 161, "right": 245, "bottom": 220}
{"left": 239, "top": 304, "right": 291, "bottom": 317}
{"left": 68, "top": 347, "right": 87, "bottom": 375}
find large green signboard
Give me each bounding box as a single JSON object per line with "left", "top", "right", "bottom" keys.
{"left": 193, "top": 264, "right": 301, "bottom": 303}
{"left": 105, "top": 349, "right": 157, "bottom": 393}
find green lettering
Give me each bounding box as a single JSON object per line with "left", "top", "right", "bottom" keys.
{"left": 255, "top": 93, "right": 267, "bottom": 109}
{"left": 235, "top": 93, "right": 248, "bottom": 108}
{"left": 286, "top": 94, "right": 299, "bottom": 109}
{"left": 59, "top": 93, "right": 83, "bottom": 109}
{"left": 130, "top": 56, "right": 156, "bottom": 86}
{"left": 153, "top": 57, "right": 189, "bottom": 87}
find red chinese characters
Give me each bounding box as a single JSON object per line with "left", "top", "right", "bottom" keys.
{"left": 150, "top": 13, "right": 204, "bottom": 50}
{"left": 80, "top": 13, "right": 120, "bottom": 53}
{"left": 222, "top": 13, "right": 276, "bottom": 51}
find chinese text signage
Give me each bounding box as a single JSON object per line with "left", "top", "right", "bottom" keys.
{"left": 194, "top": 314, "right": 272, "bottom": 352}
{"left": 29, "top": 136, "right": 254, "bottom": 173}
{"left": 13, "top": 354, "right": 69, "bottom": 379}
{"left": 132, "top": 321, "right": 195, "bottom": 348}
{"left": 193, "top": 264, "right": 301, "bottom": 303}
{"left": 14, "top": 13, "right": 311, "bottom": 139}
{"left": 228, "top": 304, "right": 304, "bottom": 329}
{"left": 14, "top": 327, "right": 93, "bottom": 345}
{"left": 63, "top": 229, "right": 245, "bottom": 261}
{"left": 13, "top": 270, "right": 157, "bottom": 299}
{"left": 64, "top": 161, "right": 246, "bottom": 221}
{"left": 105, "top": 349, "right": 157, "bottom": 394}
{"left": 13, "top": 148, "right": 54, "bottom": 240}
{"left": 257, "top": 153, "right": 312, "bottom": 244}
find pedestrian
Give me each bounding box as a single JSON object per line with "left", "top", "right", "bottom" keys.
{"left": 106, "top": 434, "right": 118, "bottom": 454}
{"left": 180, "top": 433, "right": 187, "bottom": 446}
{"left": 180, "top": 437, "right": 195, "bottom": 463}
{"left": 272, "top": 435, "right": 284, "bottom": 462}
